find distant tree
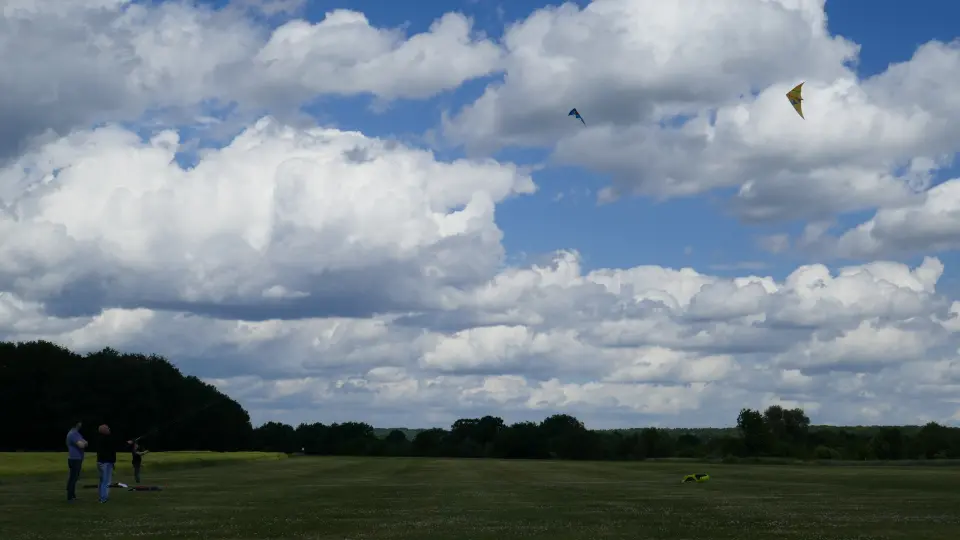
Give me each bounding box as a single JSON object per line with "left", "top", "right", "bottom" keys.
{"left": 737, "top": 408, "right": 770, "bottom": 456}
{"left": 612, "top": 431, "right": 641, "bottom": 460}
{"left": 762, "top": 405, "right": 810, "bottom": 457}
{"left": 328, "top": 422, "right": 378, "bottom": 455}
{"left": 296, "top": 422, "right": 330, "bottom": 454}
{"left": 412, "top": 428, "right": 449, "bottom": 457}
{"left": 675, "top": 433, "right": 703, "bottom": 457}
{"left": 448, "top": 416, "right": 506, "bottom": 457}
{"left": 539, "top": 414, "right": 589, "bottom": 459}
{"left": 253, "top": 422, "right": 298, "bottom": 453}
{"left": 813, "top": 445, "right": 842, "bottom": 460}
{"left": 912, "top": 422, "right": 954, "bottom": 459}
{"left": 492, "top": 421, "right": 548, "bottom": 459}
{"left": 868, "top": 427, "right": 904, "bottom": 460}
{"left": 383, "top": 429, "right": 411, "bottom": 456}
{"left": 637, "top": 428, "right": 673, "bottom": 458}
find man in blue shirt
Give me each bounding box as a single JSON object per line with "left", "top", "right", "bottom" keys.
{"left": 65, "top": 421, "right": 88, "bottom": 502}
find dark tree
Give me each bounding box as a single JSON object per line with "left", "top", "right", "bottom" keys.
{"left": 412, "top": 428, "right": 450, "bottom": 457}
{"left": 5, "top": 340, "right": 960, "bottom": 462}
{"left": 737, "top": 408, "right": 770, "bottom": 456}
{"left": 0, "top": 340, "right": 253, "bottom": 451}
{"left": 383, "top": 429, "right": 411, "bottom": 456}
{"left": 253, "top": 422, "right": 298, "bottom": 453}
{"left": 492, "top": 421, "right": 548, "bottom": 459}
{"left": 295, "top": 422, "right": 330, "bottom": 454}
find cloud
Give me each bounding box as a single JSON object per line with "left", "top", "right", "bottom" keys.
{"left": 252, "top": 11, "right": 502, "bottom": 102}
{"left": 0, "top": 118, "right": 534, "bottom": 319}
{"left": 442, "top": 0, "right": 960, "bottom": 224}
{"left": 445, "top": 0, "right": 856, "bottom": 150}
{"left": 807, "top": 177, "right": 960, "bottom": 259}
{"left": 0, "top": 1, "right": 501, "bottom": 159}
{"left": 1, "top": 1, "right": 958, "bottom": 430}
{"left": 772, "top": 320, "right": 941, "bottom": 374}
{"left": 231, "top": 0, "right": 307, "bottom": 17}
{"left": 758, "top": 234, "right": 791, "bottom": 254}
{"left": 3, "top": 228, "right": 958, "bottom": 427}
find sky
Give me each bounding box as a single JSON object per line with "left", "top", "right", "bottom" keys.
{"left": 1, "top": 0, "right": 959, "bottom": 430}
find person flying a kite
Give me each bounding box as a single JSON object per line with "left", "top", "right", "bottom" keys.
{"left": 786, "top": 83, "right": 804, "bottom": 119}
{"left": 568, "top": 108, "right": 585, "bottom": 125}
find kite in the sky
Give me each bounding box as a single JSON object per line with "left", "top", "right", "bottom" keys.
{"left": 786, "top": 82, "right": 804, "bottom": 119}
{"left": 568, "top": 108, "right": 585, "bottom": 125}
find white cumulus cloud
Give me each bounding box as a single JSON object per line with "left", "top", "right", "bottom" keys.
{"left": 2, "top": 244, "right": 958, "bottom": 428}
{"left": 443, "top": 0, "right": 960, "bottom": 228}
{"left": 0, "top": 0, "right": 501, "bottom": 159}
{"left": 0, "top": 0, "right": 958, "bottom": 430}
{"left": 0, "top": 118, "right": 534, "bottom": 319}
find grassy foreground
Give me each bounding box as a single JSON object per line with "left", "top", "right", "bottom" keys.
{"left": 0, "top": 451, "right": 286, "bottom": 477}
{"left": 2, "top": 456, "right": 959, "bottom": 540}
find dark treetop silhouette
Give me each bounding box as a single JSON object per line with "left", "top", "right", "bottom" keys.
{"left": 2, "top": 340, "right": 958, "bottom": 460}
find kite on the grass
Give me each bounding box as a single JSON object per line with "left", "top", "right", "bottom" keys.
{"left": 786, "top": 82, "right": 804, "bottom": 119}
{"left": 568, "top": 108, "right": 585, "bottom": 125}
{"left": 682, "top": 473, "right": 710, "bottom": 483}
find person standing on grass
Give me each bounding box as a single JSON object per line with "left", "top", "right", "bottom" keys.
{"left": 127, "top": 440, "right": 149, "bottom": 483}
{"left": 65, "top": 421, "right": 88, "bottom": 502}
{"left": 96, "top": 424, "right": 122, "bottom": 503}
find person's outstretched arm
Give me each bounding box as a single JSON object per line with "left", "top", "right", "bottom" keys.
{"left": 69, "top": 430, "right": 87, "bottom": 450}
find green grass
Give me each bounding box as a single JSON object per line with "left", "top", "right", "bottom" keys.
{"left": 2, "top": 456, "right": 959, "bottom": 539}
{"left": 0, "top": 451, "right": 286, "bottom": 477}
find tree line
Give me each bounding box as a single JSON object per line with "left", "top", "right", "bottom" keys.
{"left": 252, "top": 409, "right": 960, "bottom": 461}
{"left": 3, "top": 341, "right": 959, "bottom": 460}
{"left": 0, "top": 341, "right": 253, "bottom": 451}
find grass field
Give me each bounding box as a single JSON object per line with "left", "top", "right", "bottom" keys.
{"left": 2, "top": 455, "right": 959, "bottom": 540}
{"left": 0, "top": 451, "right": 286, "bottom": 477}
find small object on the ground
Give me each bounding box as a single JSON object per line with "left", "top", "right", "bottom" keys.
{"left": 83, "top": 482, "right": 127, "bottom": 489}
{"left": 682, "top": 473, "right": 710, "bottom": 483}
{"left": 127, "top": 485, "right": 163, "bottom": 491}
{"left": 86, "top": 482, "right": 162, "bottom": 491}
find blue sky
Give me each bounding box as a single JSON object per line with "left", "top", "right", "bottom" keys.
{"left": 180, "top": 0, "right": 960, "bottom": 280}
{"left": 3, "top": 0, "right": 960, "bottom": 428}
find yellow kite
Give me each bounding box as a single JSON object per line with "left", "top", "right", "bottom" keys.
{"left": 786, "top": 82, "right": 804, "bottom": 119}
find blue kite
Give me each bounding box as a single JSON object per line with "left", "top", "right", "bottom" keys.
{"left": 568, "top": 108, "right": 585, "bottom": 125}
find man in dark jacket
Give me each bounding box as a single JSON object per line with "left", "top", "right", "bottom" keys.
{"left": 96, "top": 424, "right": 123, "bottom": 503}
